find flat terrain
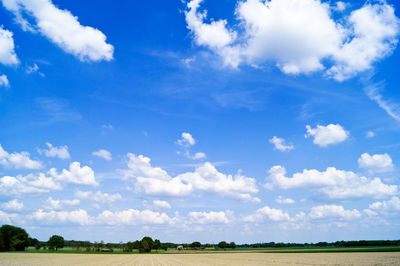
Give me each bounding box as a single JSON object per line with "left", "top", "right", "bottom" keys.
{"left": 1, "top": 252, "right": 400, "bottom": 265}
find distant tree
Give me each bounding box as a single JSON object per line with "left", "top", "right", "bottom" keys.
{"left": 191, "top": 241, "right": 201, "bottom": 248}
{"left": 48, "top": 235, "right": 64, "bottom": 251}
{"left": 217, "top": 241, "right": 228, "bottom": 249}
{"left": 0, "top": 225, "right": 29, "bottom": 251}
{"left": 105, "top": 243, "right": 114, "bottom": 252}
{"left": 140, "top": 236, "right": 153, "bottom": 253}
{"left": 153, "top": 239, "right": 161, "bottom": 250}
{"left": 161, "top": 243, "right": 168, "bottom": 251}
{"left": 84, "top": 241, "right": 91, "bottom": 252}
{"left": 229, "top": 242, "right": 236, "bottom": 249}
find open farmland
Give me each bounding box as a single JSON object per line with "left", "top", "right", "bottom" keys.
{"left": 1, "top": 252, "right": 400, "bottom": 266}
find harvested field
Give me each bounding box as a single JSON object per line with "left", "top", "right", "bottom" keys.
{"left": 1, "top": 252, "right": 400, "bottom": 265}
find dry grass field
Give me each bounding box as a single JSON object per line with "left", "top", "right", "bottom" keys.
{"left": 1, "top": 252, "right": 400, "bottom": 265}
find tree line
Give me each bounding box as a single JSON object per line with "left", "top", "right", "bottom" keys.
{"left": 1, "top": 224, "right": 400, "bottom": 253}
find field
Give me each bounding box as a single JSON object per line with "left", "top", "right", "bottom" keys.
{"left": 1, "top": 252, "right": 400, "bottom": 265}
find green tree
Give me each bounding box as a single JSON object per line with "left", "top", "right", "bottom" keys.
{"left": 191, "top": 241, "right": 201, "bottom": 248}
{"left": 217, "top": 241, "right": 228, "bottom": 249}
{"left": 48, "top": 235, "right": 64, "bottom": 251}
{"left": 139, "top": 236, "right": 153, "bottom": 253}
{"left": 0, "top": 225, "right": 29, "bottom": 251}
{"left": 153, "top": 239, "right": 161, "bottom": 250}
{"left": 229, "top": 242, "right": 236, "bottom": 249}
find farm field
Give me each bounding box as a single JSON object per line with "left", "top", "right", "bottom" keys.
{"left": 1, "top": 252, "right": 400, "bottom": 266}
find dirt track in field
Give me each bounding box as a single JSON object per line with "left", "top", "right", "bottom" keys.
{"left": 1, "top": 252, "right": 400, "bottom": 265}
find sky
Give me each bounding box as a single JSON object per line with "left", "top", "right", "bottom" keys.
{"left": 0, "top": 0, "right": 400, "bottom": 244}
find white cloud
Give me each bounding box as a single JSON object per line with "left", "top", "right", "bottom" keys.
{"left": 0, "top": 144, "right": 43, "bottom": 169}
{"left": 185, "top": 0, "right": 236, "bottom": 50}
{"left": 44, "top": 197, "right": 79, "bottom": 210}
{"left": 32, "top": 209, "right": 92, "bottom": 225}
{"left": 1, "top": 199, "right": 23, "bottom": 211}
{"left": 97, "top": 209, "right": 174, "bottom": 225}
{"left": 0, "top": 173, "right": 62, "bottom": 195}
{"left": 75, "top": 190, "right": 121, "bottom": 204}
{"left": 269, "top": 136, "right": 294, "bottom": 151}
{"left": 2, "top": 0, "right": 114, "bottom": 62}
{"left": 176, "top": 132, "right": 207, "bottom": 160}
{"left": 365, "top": 82, "right": 400, "bottom": 122}
{"left": 327, "top": 3, "right": 400, "bottom": 81}
{"left": 185, "top": 0, "right": 399, "bottom": 80}
{"left": 38, "top": 142, "right": 70, "bottom": 159}
{"left": 369, "top": 196, "right": 400, "bottom": 213}
{"left": 305, "top": 124, "right": 349, "bottom": 147}
{"left": 309, "top": 205, "right": 361, "bottom": 220}
{"left": 188, "top": 210, "right": 232, "bottom": 224}
{"left": 25, "top": 63, "right": 44, "bottom": 76}
{"left": 243, "top": 206, "right": 291, "bottom": 222}
{"left": 177, "top": 132, "right": 196, "bottom": 147}
{"left": 191, "top": 152, "right": 207, "bottom": 160}
{"left": 0, "top": 26, "right": 19, "bottom": 65}
{"left": 49, "top": 162, "right": 98, "bottom": 186}
{"left": 266, "top": 165, "right": 397, "bottom": 200}
{"left": 366, "top": 131, "right": 375, "bottom": 138}
{"left": 92, "top": 149, "right": 112, "bottom": 161}
{"left": 152, "top": 200, "right": 171, "bottom": 210}
{"left": 0, "top": 74, "right": 10, "bottom": 87}
{"left": 333, "top": 1, "right": 348, "bottom": 12}
{"left": 358, "top": 153, "right": 394, "bottom": 173}
{"left": 123, "top": 153, "right": 259, "bottom": 202}
{"left": 276, "top": 196, "right": 295, "bottom": 204}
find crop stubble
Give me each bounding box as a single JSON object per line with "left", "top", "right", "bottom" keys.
{"left": 1, "top": 252, "right": 400, "bottom": 265}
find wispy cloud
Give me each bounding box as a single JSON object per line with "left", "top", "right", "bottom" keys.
{"left": 34, "top": 98, "right": 82, "bottom": 125}
{"left": 365, "top": 81, "right": 400, "bottom": 122}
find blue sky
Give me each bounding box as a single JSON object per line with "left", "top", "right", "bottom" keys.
{"left": 0, "top": 0, "right": 400, "bottom": 244}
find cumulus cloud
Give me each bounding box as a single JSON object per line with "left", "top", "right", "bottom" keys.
{"left": 369, "top": 196, "right": 400, "bottom": 213}
{"left": 305, "top": 124, "right": 349, "bottom": 147}
{"left": 358, "top": 153, "right": 394, "bottom": 173}
{"left": 122, "top": 153, "right": 259, "bottom": 202}
{"left": 152, "top": 200, "right": 171, "bottom": 210}
{"left": 309, "top": 205, "right": 361, "bottom": 220}
{"left": 185, "top": 0, "right": 236, "bottom": 49}
{"left": 49, "top": 162, "right": 98, "bottom": 186}
{"left": 75, "top": 190, "right": 121, "bottom": 204}
{"left": 92, "top": 149, "right": 112, "bottom": 161}
{"left": 44, "top": 197, "right": 79, "bottom": 210}
{"left": 97, "top": 209, "right": 174, "bottom": 225}
{"left": 0, "top": 27, "right": 19, "bottom": 65}
{"left": 177, "top": 132, "right": 196, "bottom": 147}
{"left": 188, "top": 210, "right": 232, "bottom": 224}
{"left": 0, "top": 144, "right": 43, "bottom": 169}
{"left": 176, "top": 132, "right": 207, "bottom": 160}
{"left": 333, "top": 1, "right": 348, "bottom": 12}
{"left": 37, "top": 142, "right": 70, "bottom": 159}
{"left": 269, "top": 136, "right": 294, "bottom": 151}
{"left": 0, "top": 210, "right": 17, "bottom": 223}
{"left": 32, "top": 209, "right": 92, "bottom": 225}
{"left": 0, "top": 74, "right": 10, "bottom": 87}
{"left": 266, "top": 165, "right": 397, "bottom": 200}
{"left": 0, "top": 173, "right": 62, "bottom": 195}
{"left": 2, "top": 0, "right": 114, "bottom": 62}
{"left": 276, "top": 196, "right": 295, "bottom": 204}
{"left": 243, "top": 206, "right": 291, "bottom": 222}
{"left": 1, "top": 199, "right": 23, "bottom": 211}
{"left": 185, "top": 0, "right": 399, "bottom": 80}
